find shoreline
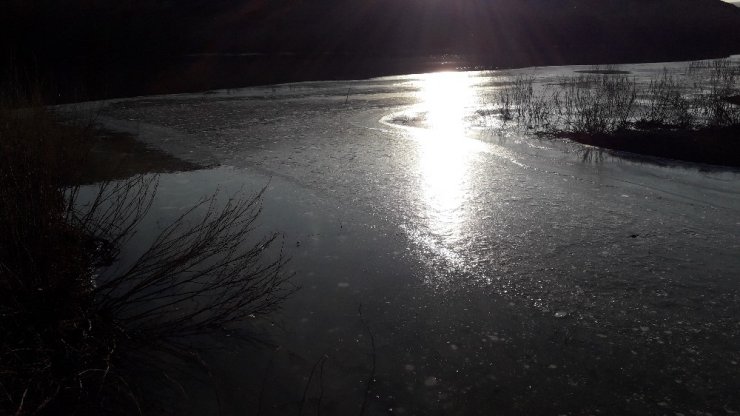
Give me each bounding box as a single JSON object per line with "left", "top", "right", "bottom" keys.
{"left": 550, "top": 125, "right": 740, "bottom": 169}
{"left": 20, "top": 51, "right": 740, "bottom": 105}
{"left": 79, "top": 128, "right": 200, "bottom": 184}
{"left": 61, "top": 55, "right": 740, "bottom": 171}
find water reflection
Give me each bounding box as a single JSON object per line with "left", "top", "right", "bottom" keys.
{"left": 419, "top": 72, "right": 474, "bottom": 138}
{"left": 413, "top": 72, "right": 481, "bottom": 263}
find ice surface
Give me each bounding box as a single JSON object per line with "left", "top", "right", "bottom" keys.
{"left": 65, "top": 57, "right": 740, "bottom": 415}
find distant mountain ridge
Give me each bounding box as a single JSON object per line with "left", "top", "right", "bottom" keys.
{"left": 3, "top": 0, "right": 740, "bottom": 63}
{"left": 2, "top": 0, "right": 739, "bottom": 101}
{"left": 203, "top": 0, "right": 740, "bottom": 63}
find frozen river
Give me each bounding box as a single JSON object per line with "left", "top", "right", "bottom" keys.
{"left": 71, "top": 59, "right": 739, "bottom": 415}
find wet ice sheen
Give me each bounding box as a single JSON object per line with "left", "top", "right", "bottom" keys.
{"left": 67, "top": 57, "right": 740, "bottom": 415}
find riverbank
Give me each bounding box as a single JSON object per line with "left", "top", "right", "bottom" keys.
{"left": 549, "top": 125, "right": 740, "bottom": 168}
{"left": 478, "top": 58, "right": 740, "bottom": 168}
{"left": 79, "top": 128, "right": 200, "bottom": 183}
{"left": 0, "top": 105, "right": 288, "bottom": 415}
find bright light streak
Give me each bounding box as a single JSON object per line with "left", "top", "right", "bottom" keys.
{"left": 413, "top": 72, "right": 480, "bottom": 253}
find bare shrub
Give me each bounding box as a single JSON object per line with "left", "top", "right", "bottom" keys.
{"left": 557, "top": 74, "right": 637, "bottom": 134}
{"left": 684, "top": 59, "right": 740, "bottom": 126}
{"left": 700, "top": 60, "right": 740, "bottom": 126}
{"left": 1, "top": 96, "right": 292, "bottom": 415}
{"left": 92, "top": 185, "right": 292, "bottom": 341}
{"left": 501, "top": 58, "right": 739, "bottom": 136}
{"left": 493, "top": 76, "right": 555, "bottom": 129}
{"left": 638, "top": 70, "right": 694, "bottom": 128}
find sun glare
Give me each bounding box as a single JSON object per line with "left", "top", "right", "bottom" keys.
{"left": 421, "top": 71, "right": 474, "bottom": 139}
{"left": 413, "top": 71, "right": 481, "bottom": 256}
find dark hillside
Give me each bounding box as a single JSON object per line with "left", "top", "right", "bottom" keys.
{"left": 2, "top": 0, "right": 739, "bottom": 101}
{"left": 205, "top": 0, "right": 740, "bottom": 59}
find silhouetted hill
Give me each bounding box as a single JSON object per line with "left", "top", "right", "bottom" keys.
{"left": 2, "top": 0, "right": 739, "bottom": 101}
{"left": 205, "top": 0, "right": 740, "bottom": 63}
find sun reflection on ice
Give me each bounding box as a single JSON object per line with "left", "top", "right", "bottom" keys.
{"left": 413, "top": 72, "right": 483, "bottom": 260}
{"left": 421, "top": 71, "right": 474, "bottom": 138}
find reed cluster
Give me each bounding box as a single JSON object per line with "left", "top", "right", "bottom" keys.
{"left": 488, "top": 58, "right": 740, "bottom": 135}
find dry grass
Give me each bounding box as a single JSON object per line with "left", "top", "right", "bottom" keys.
{"left": 490, "top": 58, "right": 739, "bottom": 135}
{"left": 487, "top": 59, "right": 740, "bottom": 165}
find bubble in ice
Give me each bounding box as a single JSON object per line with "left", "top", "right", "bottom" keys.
{"left": 424, "top": 376, "right": 439, "bottom": 387}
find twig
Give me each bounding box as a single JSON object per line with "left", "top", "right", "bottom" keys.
{"left": 14, "top": 386, "right": 28, "bottom": 416}
{"left": 257, "top": 347, "right": 280, "bottom": 416}
{"left": 316, "top": 356, "right": 326, "bottom": 416}
{"left": 298, "top": 354, "right": 327, "bottom": 416}
{"left": 357, "top": 305, "right": 376, "bottom": 416}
